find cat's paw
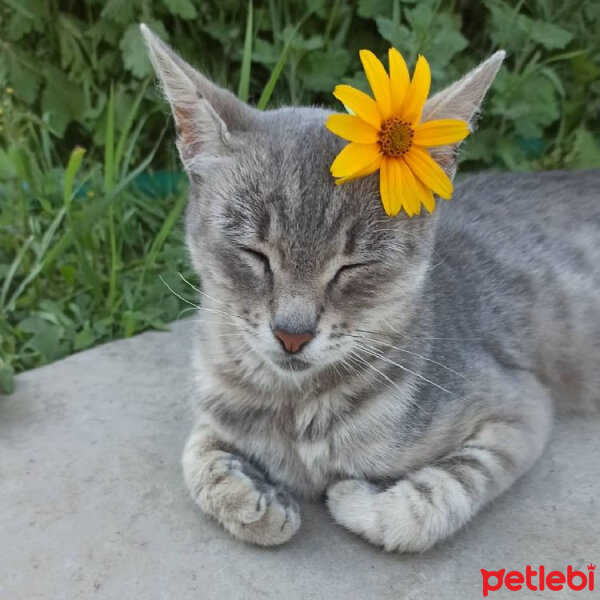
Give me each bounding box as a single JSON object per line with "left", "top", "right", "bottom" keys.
{"left": 224, "top": 480, "right": 301, "bottom": 546}
{"left": 187, "top": 454, "right": 300, "bottom": 546}
{"left": 326, "top": 479, "right": 384, "bottom": 545}
{"left": 328, "top": 476, "right": 453, "bottom": 552}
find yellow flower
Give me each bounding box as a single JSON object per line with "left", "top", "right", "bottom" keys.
{"left": 326, "top": 49, "right": 470, "bottom": 217}
{"left": 5, "top": 87, "right": 14, "bottom": 95}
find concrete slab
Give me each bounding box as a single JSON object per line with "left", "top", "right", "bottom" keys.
{"left": 1, "top": 320, "right": 599, "bottom": 600}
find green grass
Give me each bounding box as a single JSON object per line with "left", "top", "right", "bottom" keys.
{"left": 0, "top": 85, "right": 193, "bottom": 392}
{"left": 1, "top": 0, "right": 599, "bottom": 392}
{"left": 0, "top": 131, "right": 194, "bottom": 393}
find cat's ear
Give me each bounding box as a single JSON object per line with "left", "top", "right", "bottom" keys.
{"left": 140, "top": 24, "right": 255, "bottom": 168}
{"left": 421, "top": 51, "right": 505, "bottom": 176}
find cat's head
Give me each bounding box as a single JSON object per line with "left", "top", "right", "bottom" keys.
{"left": 141, "top": 25, "right": 503, "bottom": 379}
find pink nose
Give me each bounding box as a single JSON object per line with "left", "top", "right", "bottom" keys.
{"left": 273, "top": 330, "right": 314, "bottom": 354}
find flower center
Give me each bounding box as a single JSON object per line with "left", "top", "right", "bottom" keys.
{"left": 379, "top": 118, "right": 414, "bottom": 157}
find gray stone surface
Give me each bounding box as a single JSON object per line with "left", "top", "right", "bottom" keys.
{"left": 1, "top": 320, "right": 599, "bottom": 600}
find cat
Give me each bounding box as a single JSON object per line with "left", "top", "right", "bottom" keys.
{"left": 140, "top": 24, "right": 600, "bottom": 551}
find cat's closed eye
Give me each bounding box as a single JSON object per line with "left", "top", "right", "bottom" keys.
{"left": 331, "top": 262, "right": 375, "bottom": 285}
{"left": 240, "top": 247, "right": 271, "bottom": 275}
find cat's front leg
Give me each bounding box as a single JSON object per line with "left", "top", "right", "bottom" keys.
{"left": 182, "top": 424, "right": 300, "bottom": 545}
{"left": 327, "top": 373, "right": 553, "bottom": 552}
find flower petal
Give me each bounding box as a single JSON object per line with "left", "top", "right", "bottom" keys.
{"left": 333, "top": 85, "right": 382, "bottom": 129}
{"left": 334, "top": 154, "right": 382, "bottom": 185}
{"left": 359, "top": 50, "right": 392, "bottom": 119}
{"left": 326, "top": 113, "right": 380, "bottom": 144}
{"left": 330, "top": 142, "right": 382, "bottom": 179}
{"left": 388, "top": 48, "right": 410, "bottom": 115}
{"left": 380, "top": 158, "right": 406, "bottom": 217}
{"left": 398, "top": 158, "right": 435, "bottom": 213}
{"left": 402, "top": 55, "right": 431, "bottom": 125}
{"left": 404, "top": 146, "right": 453, "bottom": 199}
{"left": 396, "top": 159, "right": 421, "bottom": 216}
{"left": 413, "top": 119, "right": 470, "bottom": 147}
{"left": 416, "top": 176, "right": 436, "bottom": 213}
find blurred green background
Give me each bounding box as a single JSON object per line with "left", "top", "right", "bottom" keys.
{"left": 1, "top": 0, "right": 599, "bottom": 392}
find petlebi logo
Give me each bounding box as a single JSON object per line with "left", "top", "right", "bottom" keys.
{"left": 481, "top": 564, "right": 595, "bottom": 596}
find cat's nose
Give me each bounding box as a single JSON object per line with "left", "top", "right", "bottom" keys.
{"left": 273, "top": 329, "right": 314, "bottom": 354}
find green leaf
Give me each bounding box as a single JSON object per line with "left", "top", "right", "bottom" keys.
{"left": 522, "top": 18, "right": 574, "bottom": 50}
{"left": 422, "top": 14, "right": 468, "bottom": 71}
{"left": 162, "top": 0, "right": 198, "bottom": 19}
{"left": 0, "top": 148, "right": 18, "bottom": 180}
{"left": 19, "top": 316, "right": 65, "bottom": 362}
{"left": 0, "top": 365, "right": 15, "bottom": 395}
{"left": 287, "top": 29, "right": 323, "bottom": 52}
{"left": 6, "top": 13, "right": 34, "bottom": 40}
{"left": 375, "top": 17, "right": 414, "bottom": 57}
{"left": 492, "top": 71, "right": 559, "bottom": 137}
{"left": 2, "top": 0, "right": 35, "bottom": 19}
{"left": 358, "top": 0, "right": 394, "bottom": 18}
{"left": 101, "top": 0, "right": 137, "bottom": 24}
{"left": 7, "top": 55, "right": 41, "bottom": 104}
{"left": 26, "top": 326, "right": 64, "bottom": 362}
{"left": 120, "top": 24, "right": 152, "bottom": 78}
{"left": 565, "top": 128, "right": 600, "bottom": 169}
{"left": 40, "top": 66, "right": 85, "bottom": 136}
{"left": 461, "top": 129, "right": 497, "bottom": 164}
{"left": 58, "top": 16, "right": 85, "bottom": 71}
{"left": 252, "top": 39, "right": 280, "bottom": 64}
{"left": 300, "top": 47, "right": 351, "bottom": 92}
{"left": 74, "top": 327, "right": 96, "bottom": 351}
{"left": 483, "top": 0, "right": 528, "bottom": 52}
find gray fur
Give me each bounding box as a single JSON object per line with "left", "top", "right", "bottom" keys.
{"left": 141, "top": 25, "right": 600, "bottom": 551}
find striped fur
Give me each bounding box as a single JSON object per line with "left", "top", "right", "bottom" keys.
{"left": 142, "top": 28, "right": 600, "bottom": 551}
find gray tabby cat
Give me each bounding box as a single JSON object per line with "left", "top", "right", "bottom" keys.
{"left": 141, "top": 25, "right": 600, "bottom": 551}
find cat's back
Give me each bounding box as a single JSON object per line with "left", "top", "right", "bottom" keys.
{"left": 435, "top": 170, "right": 600, "bottom": 411}
{"left": 448, "top": 169, "right": 598, "bottom": 242}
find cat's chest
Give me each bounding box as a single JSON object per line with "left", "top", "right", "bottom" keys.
{"left": 206, "top": 374, "right": 421, "bottom": 495}
{"left": 235, "top": 391, "right": 350, "bottom": 493}
{"left": 239, "top": 388, "right": 412, "bottom": 494}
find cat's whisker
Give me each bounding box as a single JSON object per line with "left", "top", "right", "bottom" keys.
{"left": 193, "top": 305, "right": 249, "bottom": 322}
{"left": 329, "top": 361, "right": 345, "bottom": 385}
{"left": 161, "top": 275, "right": 249, "bottom": 323}
{"left": 346, "top": 350, "right": 421, "bottom": 435}
{"left": 179, "top": 307, "right": 240, "bottom": 328}
{"left": 186, "top": 317, "right": 243, "bottom": 328}
{"left": 348, "top": 347, "right": 405, "bottom": 394}
{"left": 160, "top": 275, "right": 201, "bottom": 310}
{"left": 208, "top": 333, "right": 246, "bottom": 339}
{"left": 355, "top": 327, "right": 482, "bottom": 342}
{"left": 345, "top": 333, "right": 471, "bottom": 383}
{"left": 340, "top": 353, "right": 371, "bottom": 386}
{"left": 178, "top": 306, "right": 201, "bottom": 318}
{"left": 349, "top": 345, "right": 438, "bottom": 421}
{"left": 354, "top": 341, "right": 465, "bottom": 402}
{"left": 427, "top": 257, "right": 447, "bottom": 272}
{"left": 177, "top": 272, "right": 232, "bottom": 309}
{"left": 187, "top": 319, "right": 239, "bottom": 327}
